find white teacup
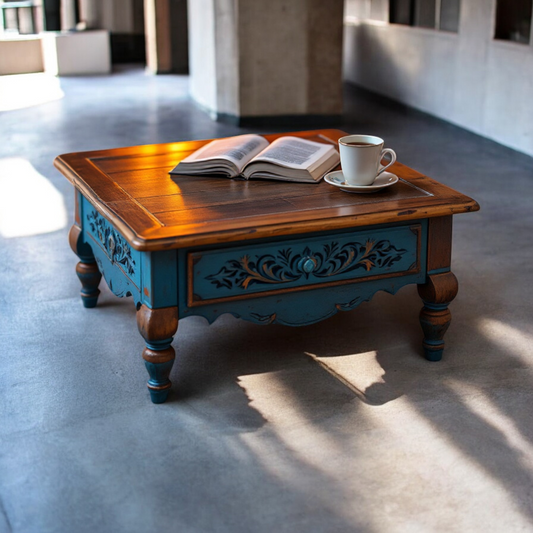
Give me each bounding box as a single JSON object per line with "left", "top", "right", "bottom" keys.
{"left": 339, "top": 134, "right": 396, "bottom": 186}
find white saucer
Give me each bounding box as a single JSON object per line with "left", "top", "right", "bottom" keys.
{"left": 324, "top": 170, "right": 399, "bottom": 193}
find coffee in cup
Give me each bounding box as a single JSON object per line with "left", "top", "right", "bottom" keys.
{"left": 338, "top": 135, "right": 396, "bottom": 186}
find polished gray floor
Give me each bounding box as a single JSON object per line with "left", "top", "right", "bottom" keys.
{"left": 1, "top": 66, "right": 533, "bottom": 533}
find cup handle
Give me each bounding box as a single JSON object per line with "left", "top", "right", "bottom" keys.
{"left": 377, "top": 148, "right": 396, "bottom": 176}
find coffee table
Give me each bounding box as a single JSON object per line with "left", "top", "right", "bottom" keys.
{"left": 55, "top": 129, "right": 479, "bottom": 403}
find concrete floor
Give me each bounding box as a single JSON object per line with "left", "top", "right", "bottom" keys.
{"left": 1, "top": 66, "right": 533, "bottom": 533}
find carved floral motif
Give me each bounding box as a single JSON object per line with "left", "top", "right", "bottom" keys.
{"left": 87, "top": 210, "right": 136, "bottom": 276}
{"left": 206, "top": 240, "right": 406, "bottom": 290}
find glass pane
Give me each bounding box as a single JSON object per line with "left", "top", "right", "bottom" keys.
{"left": 440, "top": 0, "right": 461, "bottom": 32}
{"left": 370, "top": 0, "right": 389, "bottom": 21}
{"left": 390, "top": 0, "right": 413, "bottom": 25}
{"left": 414, "top": 0, "right": 436, "bottom": 28}
{"left": 494, "top": 0, "right": 532, "bottom": 43}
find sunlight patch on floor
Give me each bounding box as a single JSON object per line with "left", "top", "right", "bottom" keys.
{"left": 478, "top": 318, "right": 533, "bottom": 361}
{"left": 447, "top": 379, "right": 533, "bottom": 466}
{"left": 237, "top": 369, "right": 352, "bottom": 492}
{"left": 0, "top": 72, "right": 64, "bottom": 112}
{"left": 0, "top": 158, "right": 68, "bottom": 238}
{"left": 236, "top": 367, "right": 532, "bottom": 532}
{"left": 305, "top": 350, "right": 386, "bottom": 403}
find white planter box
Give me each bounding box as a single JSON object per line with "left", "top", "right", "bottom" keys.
{"left": 41, "top": 30, "right": 111, "bottom": 76}
{"left": 0, "top": 37, "right": 44, "bottom": 75}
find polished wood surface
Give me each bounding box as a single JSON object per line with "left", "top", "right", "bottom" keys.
{"left": 136, "top": 304, "right": 179, "bottom": 345}
{"left": 427, "top": 215, "right": 453, "bottom": 272}
{"left": 418, "top": 272, "right": 459, "bottom": 361}
{"left": 55, "top": 129, "right": 480, "bottom": 251}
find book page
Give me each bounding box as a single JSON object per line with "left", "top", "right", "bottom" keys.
{"left": 249, "top": 137, "right": 333, "bottom": 170}
{"left": 180, "top": 134, "right": 269, "bottom": 172}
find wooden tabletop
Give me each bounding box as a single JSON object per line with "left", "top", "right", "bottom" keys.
{"left": 55, "top": 129, "right": 479, "bottom": 251}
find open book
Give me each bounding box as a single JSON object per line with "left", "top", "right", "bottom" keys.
{"left": 169, "top": 134, "right": 340, "bottom": 183}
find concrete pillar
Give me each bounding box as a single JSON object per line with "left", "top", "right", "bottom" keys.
{"left": 144, "top": 0, "right": 188, "bottom": 74}
{"left": 79, "top": 0, "right": 99, "bottom": 29}
{"left": 187, "top": 0, "right": 344, "bottom": 124}
{"left": 145, "top": 0, "right": 172, "bottom": 73}
{"left": 169, "top": 0, "right": 189, "bottom": 74}
{"left": 60, "top": 0, "right": 77, "bottom": 30}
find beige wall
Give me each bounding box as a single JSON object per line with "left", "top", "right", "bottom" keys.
{"left": 343, "top": 0, "right": 533, "bottom": 157}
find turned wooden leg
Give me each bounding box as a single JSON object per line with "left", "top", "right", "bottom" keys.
{"left": 137, "top": 304, "right": 179, "bottom": 404}
{"left": 69, "top": 224, "right": 102, "bottom": 308}
{"left": 417, "top": 272, "right": 458, "bottom": 362}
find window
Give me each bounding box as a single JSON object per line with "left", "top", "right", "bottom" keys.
{"left": 494, "top": 0, "right": 532, "bottom": 44}
{"left": 389, "top": 0, "right": 460, "bottom": 32}
{"left": 439, "top": 0, "right": 461, "bottom": 31}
